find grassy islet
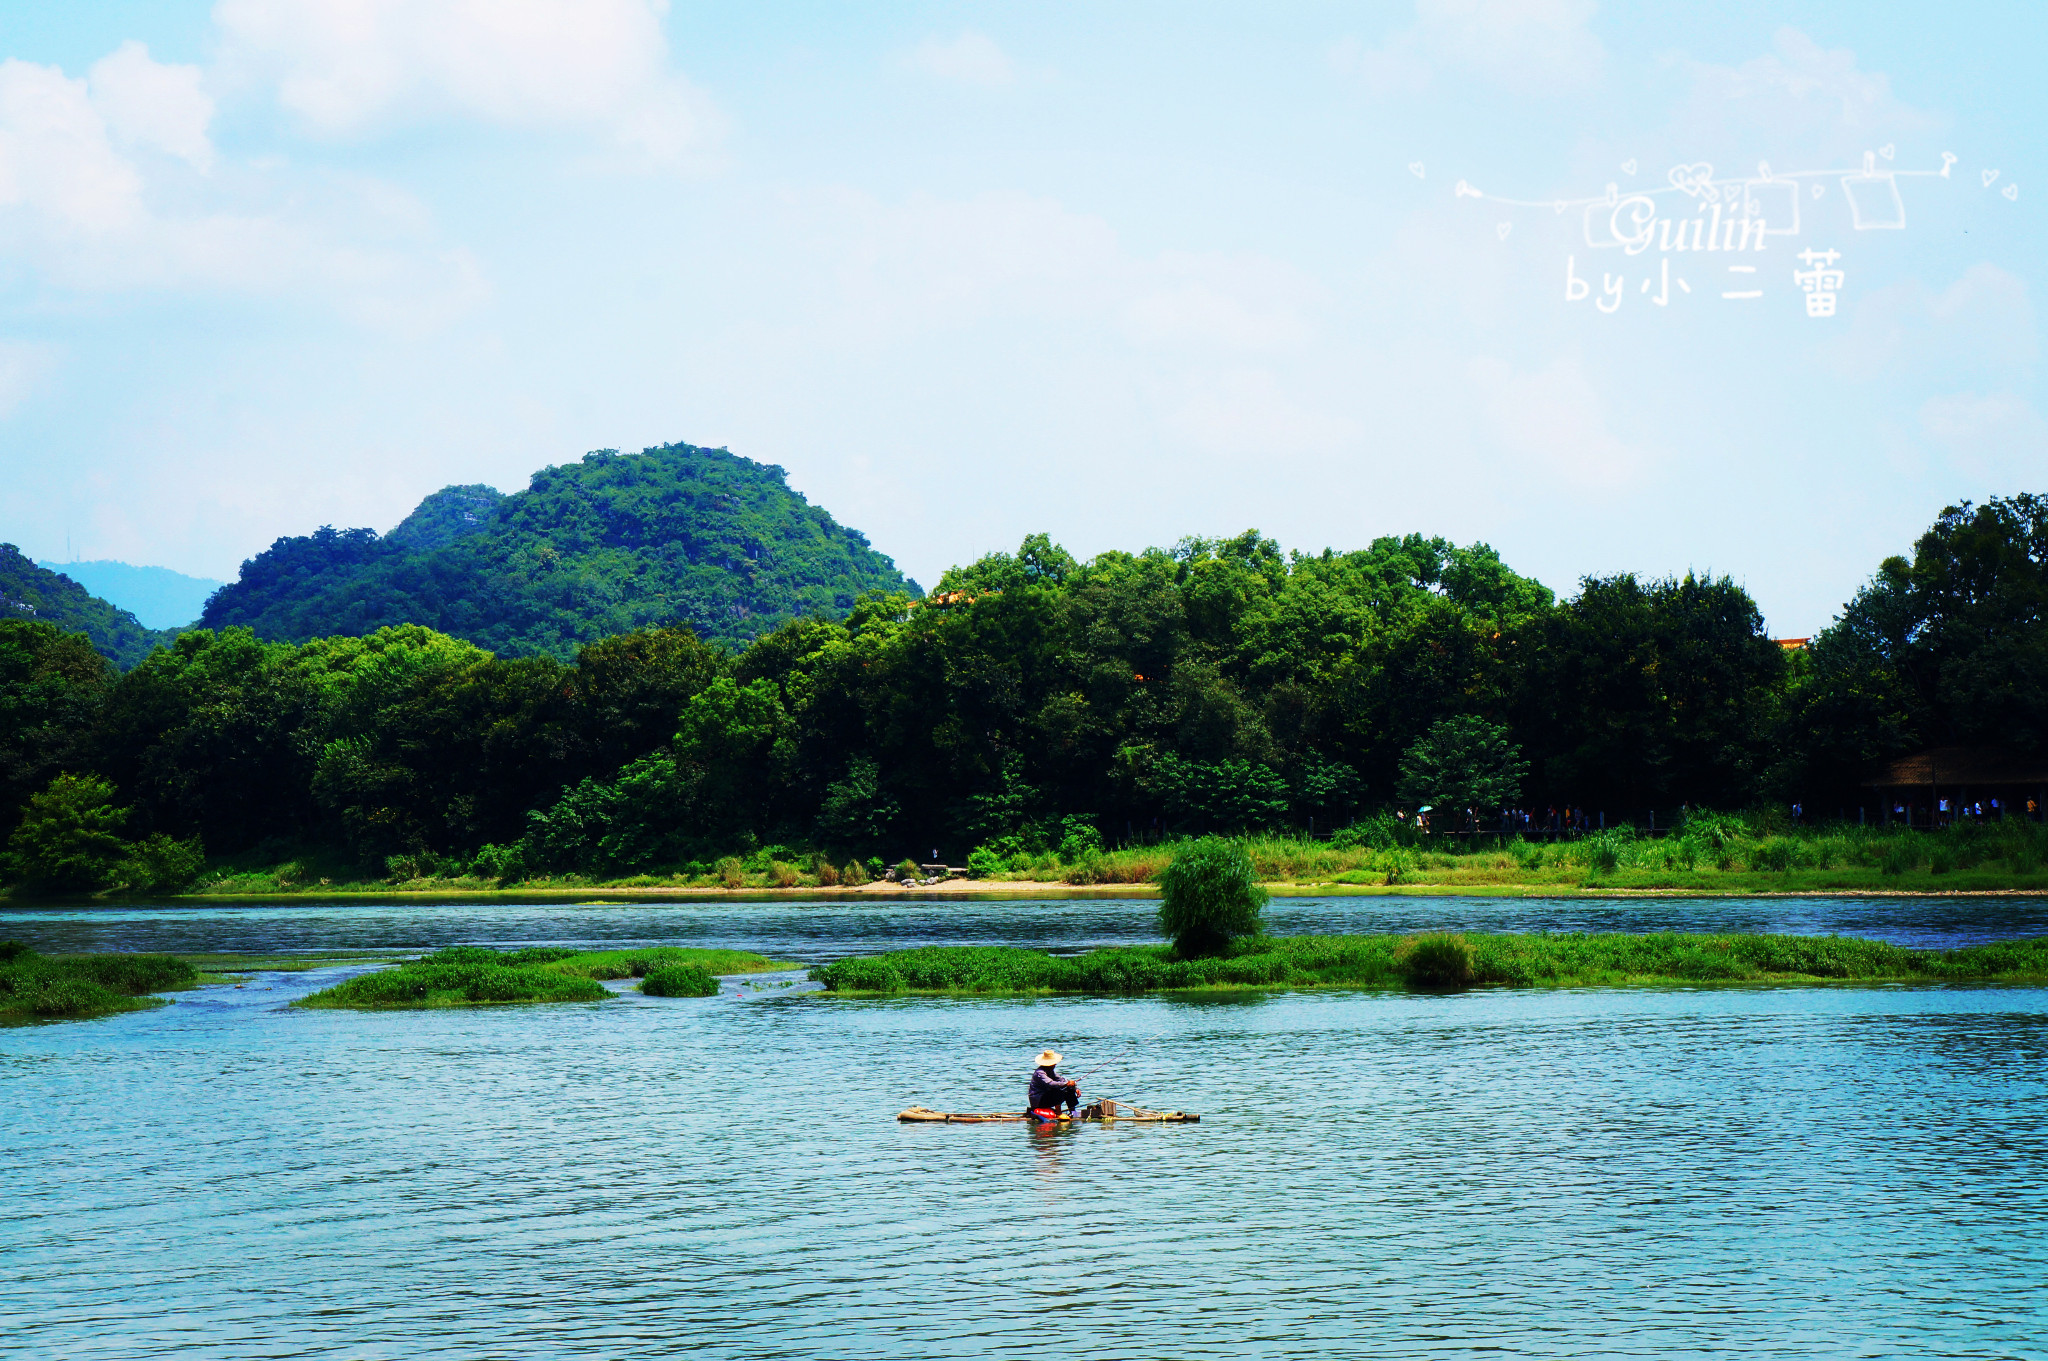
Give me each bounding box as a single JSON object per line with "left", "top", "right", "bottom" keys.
{"left": 0, "top": 941, "right": 198, "bottom": 1022}
{"left": 809, "top": 932, "right": 2048, "bottom": 996}
{"left": 295, "top": 944, "right": 785, "bottom": 1009}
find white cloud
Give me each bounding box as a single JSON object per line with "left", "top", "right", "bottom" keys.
{"left": 782, "top": 188, "right": 1321, "bottom": 360}
{"left": 0, "top": 341, "right": 56, "bottom": 420}
{"left": 1685, "top": 28, "right": 1910, "bottom": 129}
{"left": 1470, "top": 353, "right": 1643, "bottom": 486}
{"left": 1123, "top": 253, "right": 1317, "bottom": 351}
{"left": 1163, "top": 367, "right": 1357, "bottom": 456}
{"left": 1826, "top": 264, "right": 2035, "bottom": 383}
{"left": 1664, "top": 28, "right": 1938, "bottom": 163}
{"left": 88, "top": 41, "right": 216, "bottom": 171}
{"left": 213, "top": 0, "right": 721, "bottom": 163}
{"left": 1335, "top": 0, "right": 1606, "bottom": 97}
{"left": 0, "top": 50, "right": 484, "bottom": 324}
{"left": 906, "top": 32, "right": 1016, "bottom": 89}
{"left": 0, "top": 59, "right": 146, "bottom": 233}
{"left": 1919, "top": 391, "right": 2048, "bottom": 485}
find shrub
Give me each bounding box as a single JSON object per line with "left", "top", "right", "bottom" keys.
{"left": 1061, "top": 853, "right": 1106, "bottom": 885}
{"left": 1156, "top": 837, "right": 1267, "bottom": 957}
{"left": 1581, "top": 830, "right": 1629, "bottom": 875}
{"left": 1751, "top": 839, "right": 1796, "bottom": 872}
{"left": 815, "top": 859, "right": 841, "bottom": 886}
{"left": 1880, "top": 838, "right": 1918, "bottom": 876}
{"left": 768, "top": 860, "right": 800, "bottom": 888}
{"left": 384, "top": 853, "right": 434, "bottom": 882}
{"left": 842, "top": 859, "right": 870, "bottom": 886}
{"left": 1929, "top": 843, "right": 1957, "bottom": 876}
{"left": 965, "top": 845, "right": 1006, "bottom": 879}
{"left": 1402, "top": 934, "right": 1474, "bottom": 989}
{"left": 470, "top": 842, "right": 529, "bottom": 881}
{"left": 1057, "top": 823, "right": 1104, "bottom": 864}
{"left": 894, "top": 858, "right": 921, "bottom": 881}
{"left": 118, "top": 833, "right": 206, "bottom": 893}
{"left": 640, "top": 964, "right": 718, "bottom": 997}
{"left": 716, "top": 856, "right": 745, "bottom": 889}
{"left": 5, "top": 772, "right": 132, "bottom": 892}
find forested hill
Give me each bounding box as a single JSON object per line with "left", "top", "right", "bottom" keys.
{"left": 0, "top": 545, "right": 173, "bottom": 669}
{"left": 199, "top": 444, "right": 918, "bottom": 655}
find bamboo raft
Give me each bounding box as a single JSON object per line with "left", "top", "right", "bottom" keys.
{"left": 899, "top": 1098, "right": 1199, "bottom": 1124}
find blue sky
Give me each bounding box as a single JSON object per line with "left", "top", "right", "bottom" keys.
{"left": 0, "top": 1, "right": 2039, "bottom": 634}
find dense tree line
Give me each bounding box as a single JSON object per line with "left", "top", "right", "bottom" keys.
{"left": 2, "top": 496, "right": 2041, "bottom": 886}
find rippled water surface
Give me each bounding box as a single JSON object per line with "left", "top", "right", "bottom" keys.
{"left": 5, "top": 897, "right": 2046, "bottom": 1358}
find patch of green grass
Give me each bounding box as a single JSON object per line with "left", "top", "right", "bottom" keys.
{"left": 1, "top": 942, "right": 199, "bottom": 1023}
{"left": 294, "top": 946, "right": 613, "bottom": 1010}
{"left": 640, "top": 963, "right": 718, "bottom": 997}
{"left": 532, "top": 946, "right": 793, "bottom": 980}
{"left": 808, "top": 932, "right": 2048, "bottom": 996}
{"left": 291, "top": 944, "right": 789, "bottom": 1009}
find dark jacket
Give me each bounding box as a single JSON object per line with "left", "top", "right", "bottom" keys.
{"left": 1028, "top": 1065, "right": 1076, "bottom": 1110}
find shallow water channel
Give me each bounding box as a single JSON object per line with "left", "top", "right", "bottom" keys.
{"left": 4, "top": 896, "right": 2046, "bottom": 1358}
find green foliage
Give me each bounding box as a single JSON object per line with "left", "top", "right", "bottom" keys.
{"left": 1518, "top": 572, "right": 1785, "bottom": 810}
{"left": 200, "top": 445, "right": 918, "bottom": 657}
{"left": 809, "top": 932, "right": 2048, "bottom": 995}
{"left": 640, "top": 963, "right": 718, "bottom": 997}
{"left": 1156, "top": 836, "right": 1267, "bottom": 956}
{"left": 0, "top": 945, "right": 196, "bottom": 1022}
{"left": 0, "top": 619, "right": 112, "bottom": 828}
{"left": 119, "top": 832, "right": 207, "bottom": 893}
{"left": 1751, "top": 838, "right": 1797, "bottom": 872}
{"left": 1402, "top": 934, "right": 1475, "bottom": 989}
{"left": 0, "top": 544, "right": 174, "bottom": 670}
{"left": 1139, "top": 754, "right": 1291, "bottom": 833}
{"left": 1579, "top": 828, "right": 1631, "bottom": 875}
{"left": 1397, "top": 715, "right": 1528, "bottom": 813}
{"left": 816, "top": 756, "right": 899, "bottom": 851}
{"left": 383, "top": 484, "right": 505, "bottom": 552}
{"left": 1788, "top": 494, "right": 2048, "bottom": 802}
{"left": 2, "top": 496, "right": 2039, "bottom": 882}
{"left": 5, "top": 772, "right": 132, "bottom": 891}
{"left": 965, "top": 845, "right": 1005, "bottom": 878}
{"left": 295, "top": 946, "right": 612, "bottom": 1009}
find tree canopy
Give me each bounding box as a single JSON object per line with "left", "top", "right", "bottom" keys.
{"left": 200, "top": 444, "right": 919, "bottom": 657}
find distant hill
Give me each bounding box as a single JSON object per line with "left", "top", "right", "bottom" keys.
{"left": 1, "top": 545, "right": 174, "bottom": 669}
{"left": 35, "top": 559, "right": 224, "bottom": 630}
{"left": 200, "top": 443, "right": 919, "bottom": 656}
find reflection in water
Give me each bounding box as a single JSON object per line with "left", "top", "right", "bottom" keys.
{"left": 2, "top": 900, "right": 2045, "bottom": 1357}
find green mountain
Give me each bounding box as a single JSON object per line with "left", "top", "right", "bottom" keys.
{"left": 199, "top": 443, "right": 918, "bottom": 656}
{"left": 1, "top": 545, "right": 175, "bottom": 669}
{"left": 33, "top": 559, "right": 224, "bottom": 630}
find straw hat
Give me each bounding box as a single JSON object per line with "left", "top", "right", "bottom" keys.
{"left": 1036, "top": 1049, "right": 1061, "bottom": 1067}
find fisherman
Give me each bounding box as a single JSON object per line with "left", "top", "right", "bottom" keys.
{"left": 1027, "top": 1049, "right": 1079, "bottom": 1121}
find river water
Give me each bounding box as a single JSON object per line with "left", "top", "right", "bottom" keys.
{"left": 4, "top": 896, "right": 2045, "bottom": 1358}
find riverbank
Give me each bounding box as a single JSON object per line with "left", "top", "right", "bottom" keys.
{"left": 13, "top": 869, "right": 2048, "bottom": 907}
{"left": 295, "top": 944, "right": 791, "bottom": 1010}
{"left": 10, "top": 823, "right": 2048, "bottom": 904}
{"left": 808, "top": 931, "right": 2048, "bottom": 996}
